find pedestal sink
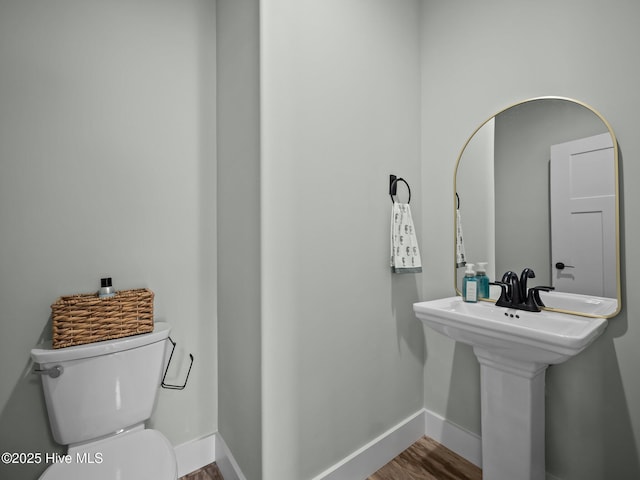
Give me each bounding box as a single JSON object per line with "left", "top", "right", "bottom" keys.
{"left": 414, "top": 296, "right": 608, "bottom": 480}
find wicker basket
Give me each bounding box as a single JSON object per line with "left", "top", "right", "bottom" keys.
{"left": 51, "top": 288, "right": 154, "bottom": 349}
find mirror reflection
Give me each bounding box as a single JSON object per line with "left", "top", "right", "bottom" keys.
{"left": 454, "top": 97, "right": 620, "bottom": 317}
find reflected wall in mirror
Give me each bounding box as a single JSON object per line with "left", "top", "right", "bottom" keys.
{"left": 454, "top": 97, "right": 621, "bottom": 318}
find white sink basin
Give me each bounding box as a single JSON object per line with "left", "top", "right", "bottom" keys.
{"left": 413, "top": 296, "right": 607, "bottom": 365}
{"left": 538, "top": 290, "right": 618, "bottom": 316}
{"left": 414, "top": 295, "right": 608, "bottom": 480}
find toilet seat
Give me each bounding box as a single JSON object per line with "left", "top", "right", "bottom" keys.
{"left": 39, "top": 429, "right": 177, "bottom": 480}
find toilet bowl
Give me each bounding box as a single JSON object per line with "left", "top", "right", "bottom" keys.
{"left": 31, "top": 323, "right": 177, "bottom": 480}
{"left": 38, "top": 428, "right": 176, "bottom": 480}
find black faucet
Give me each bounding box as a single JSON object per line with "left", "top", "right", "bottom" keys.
{"left": 492, "top": 268, "right": 555, "bottom": 312}
{"left": 492, "top": 271, "right": 520, "bottom": 308}
{"left": 519, "top": 268, "right": 535, "bottom": 300}
{"left": 505, "top": 271, "right": 522, "bottom": 306}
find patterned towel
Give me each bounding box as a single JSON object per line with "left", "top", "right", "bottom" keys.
{"left": 456, "top": 208, "right": 466, "bottom": 268}
{"left": 390, "top": 202, "right": 422, "bottom": 274}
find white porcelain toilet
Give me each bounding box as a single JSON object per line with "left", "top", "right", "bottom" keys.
{"left": 31, "top": 323, "right": 178, "bottom": 480}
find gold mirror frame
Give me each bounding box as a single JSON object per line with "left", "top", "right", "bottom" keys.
{"left": 453, "top": 96, "right": 621, "bottom": 318}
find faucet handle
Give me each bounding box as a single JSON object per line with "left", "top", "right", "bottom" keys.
{"left": 491, "top": 281, "right": 511, "bottom": 308}
{"left": 527, "top": 286, "right": 555, "bottom": 308}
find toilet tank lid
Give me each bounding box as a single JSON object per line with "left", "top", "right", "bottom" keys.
{"left": 31, "top": 322, "right": 171, "bottom": 364}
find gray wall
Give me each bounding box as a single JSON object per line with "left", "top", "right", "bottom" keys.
{"left": 421, "top": 0, "right": 640, "bottom": 478}
{"left": 0, "top": 1, "right": 217, "bottom": 479}
{"left": 217, "top": 1, "right": 262, "bottom": 480}
{"left": 4, "top": 1, "right": 640, "bottom": 480}
{"left": 260, "top": 1, "right": 424, "bottom": 478}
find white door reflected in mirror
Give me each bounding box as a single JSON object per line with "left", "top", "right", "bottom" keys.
{"left": 550, "top": 132, "right": 616, "bottom": 298}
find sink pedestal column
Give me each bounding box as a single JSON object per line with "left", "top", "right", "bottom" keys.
{"left": 473, "top": 348, "right": 548, "bottom": 480}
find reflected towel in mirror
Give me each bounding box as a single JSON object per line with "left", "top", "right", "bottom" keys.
{"left": 456, "top": 208, "right": 466, "bottom": 267}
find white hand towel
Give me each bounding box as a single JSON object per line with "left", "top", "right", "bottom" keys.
{"left": 390, "top": 202, "right": 422, "bottom": 274}
{"left": 456, "top": 208, "right": 467, "bottom": 267}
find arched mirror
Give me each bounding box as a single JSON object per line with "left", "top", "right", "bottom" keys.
{"left": 454, "top": 96, "right": 621, "bottom": 318}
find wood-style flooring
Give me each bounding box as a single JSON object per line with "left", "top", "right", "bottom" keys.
{"left": 368, "top": 436, "right": 482, "bottom": 480}
{"left": 181, "top": 436, "right": 481, "bottom": 480}
{"left": 179, "top": 462, "right": 224, "bottom": 480}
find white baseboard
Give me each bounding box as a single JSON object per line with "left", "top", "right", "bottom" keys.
{"left": 214, "top": 433, "right": 248, "bottom": 480}
{"left": 180, "top": 412, "right": 566, "bottom": 480}
{"left": 310, "top": 408, "right": 482, "bottom": 480}
{"left": 174, "top": 433, "right": 216, "bottom": 478}
{"left": 175, "top": 431, "right": 247, "bottom": 480}
{"left": 175, "top": 410, "right": 482, "bottom": 480}
{"left": 424, "top": 409, "right": 482, "bottom": 467}
{"left": 208, "top": 416, "right": 426, "bottom": 480}
{"left": 311, "top": 409, "right": 425, "bottom": 480}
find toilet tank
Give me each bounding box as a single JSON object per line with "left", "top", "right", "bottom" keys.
{"left": 31, "top": 323, "right": 171, "bottom": 446}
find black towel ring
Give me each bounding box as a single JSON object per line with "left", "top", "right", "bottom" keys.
{"left": 389, "top": 175, "right": 411, "bottom": 204}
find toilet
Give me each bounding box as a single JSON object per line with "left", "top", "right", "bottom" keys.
{"left": 31, "top": 323, "right": 177, "bottom": 480}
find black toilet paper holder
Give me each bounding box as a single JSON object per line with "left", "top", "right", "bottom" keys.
{"left": 161, "top": 336, "right": 194, "bottom": 390}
